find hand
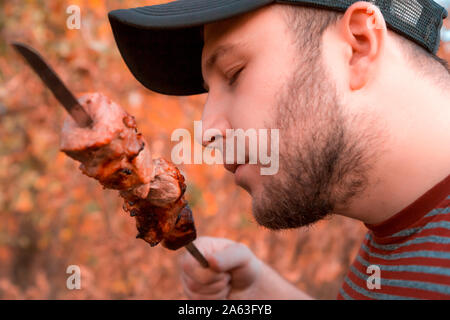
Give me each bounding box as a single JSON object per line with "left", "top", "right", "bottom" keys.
{"left": 179, "top": 236, "right": 263, "bottom": 300}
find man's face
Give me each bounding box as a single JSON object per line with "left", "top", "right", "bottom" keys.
{"left": 201, "top": 5, "right": 371, "bottom": 229}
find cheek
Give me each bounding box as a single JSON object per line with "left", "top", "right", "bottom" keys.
{"left": 229, "top": 63, "right": 285, "bottom": 130}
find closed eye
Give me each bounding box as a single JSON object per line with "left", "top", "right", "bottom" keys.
{"left": 228, "top": 67, "right": 244, "bottom": 87}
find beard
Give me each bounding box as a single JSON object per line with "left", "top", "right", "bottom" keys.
{"left": 252, "top": 54, "right": 377, "bottom": 230}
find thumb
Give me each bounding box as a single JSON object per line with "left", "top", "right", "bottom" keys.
{"left": 208, "top": 243, "right": 253, "bottom": 273}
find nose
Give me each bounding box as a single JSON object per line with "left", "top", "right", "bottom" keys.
{"left": 200, "top": 97, "right": 232, "bottom": 148}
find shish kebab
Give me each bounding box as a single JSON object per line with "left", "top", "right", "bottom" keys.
{"left": 12, "top": 42, "right": 209, "bottom": 268}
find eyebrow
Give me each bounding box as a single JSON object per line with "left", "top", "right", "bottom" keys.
{"left": 202, "top": 43, "right": 241, "bottom": 91}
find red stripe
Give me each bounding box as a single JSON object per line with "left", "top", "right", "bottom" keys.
{"left": 365, "top": 242, "right": 450, "bottom": 256}
{"left": 352, "top": 255, "right": 370, "bottom": 274}
{"left": 358, "top": 249, "right": 450, "bottom": 268}
{"left": 353, "top": 259, "right": 450, "bottom": 286}
{"left": 376, "top": 227, "right": 450, "bottom": 245}
{"left": 340, "top": 278, "right": 374, "bottom": 300}
{"left": 437, "top": 202, "right": 450, "bottom": 208}
{"left": 372, "top": 222, "right": 450, "bottom": 245}
{"left": 347, "top": 267, "right": 450, "bottom": 299}
{"left": 410, "top": 212, "right": 450, "bottom": 228}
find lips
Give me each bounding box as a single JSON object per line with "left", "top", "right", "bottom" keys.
{"left": 223, "top": 162, "right": 251, "bottom": 193}
{"left": 223, "top": 163, "right": 240, "bottom": 174}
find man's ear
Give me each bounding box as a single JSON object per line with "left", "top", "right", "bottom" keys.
{"left": 339, "top": 1, "right": 387, "bottom": 90}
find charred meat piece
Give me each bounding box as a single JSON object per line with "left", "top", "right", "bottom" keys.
{"left": 147, "top": 158, "right": 187, "bottom": 207}
{"left": 162, "top": 205, "right": 197, "bottom": 250}
{"left": 123, "top": 196, "right": 188, "bottom": 247}
{"left": 60, "top": 93, "right": 197, "bottom": 250}
{"left": 119, "top": 158, "right": 187, "bottom": 205}
{"left": 60, "top": 93, "right": 153, "bottom": 190}
{"left": 119, "top": 157, "right": 189, "bottom": 246}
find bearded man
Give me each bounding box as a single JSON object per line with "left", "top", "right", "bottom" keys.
{"left": 108, "top": 0, "right": 450, "bottom": 299}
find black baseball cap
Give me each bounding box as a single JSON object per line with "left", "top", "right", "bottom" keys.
{"left": 108, "top": 0, "right": 448, "bottom": 96}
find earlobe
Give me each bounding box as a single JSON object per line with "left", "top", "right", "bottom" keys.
{"left": 339, "top": 2, "right": 387, "bottom": 90}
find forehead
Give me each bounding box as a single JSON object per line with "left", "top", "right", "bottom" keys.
{"left": 201, "top": 5, "right": 286, "bottom": 62}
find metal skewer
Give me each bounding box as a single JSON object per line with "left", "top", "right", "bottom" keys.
{"left": 11, "top": 42, "right": 93, "bottom": 128}
{"left": 185, "top": 242, "right": 209, "bottom": 268}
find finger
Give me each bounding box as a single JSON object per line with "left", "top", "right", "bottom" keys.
{"left": 182, "top": 272, "right": 231, "bottom": 295}
{"left": 180, "top": 252, "right": 226, "bottom": 285}
{"left": 209, "top": 243, "right": 253, "bottom": 273}
{"left": 193, "top": 236, "right": 235, "bottom": 250}
{"left": 183, "top": 281, "right": 231, "bottom": 300}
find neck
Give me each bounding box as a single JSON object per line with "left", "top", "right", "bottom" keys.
{"left": 339, "top": 72, "right": 450, "bottom": 225}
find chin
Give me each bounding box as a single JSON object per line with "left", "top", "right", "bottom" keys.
{"left": 250, "top": 182, "right": 332, "bottom": 230}
{"left": 234, "top": 164, "right": 261, "bottom": 195}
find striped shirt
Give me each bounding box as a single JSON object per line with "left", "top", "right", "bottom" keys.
{"left": 338, "top": 175, "right": 450, "bottom": 300}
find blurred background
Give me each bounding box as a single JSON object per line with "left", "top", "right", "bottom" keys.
{"left": 0, "top": 0, "right": 449, "bottom": 300}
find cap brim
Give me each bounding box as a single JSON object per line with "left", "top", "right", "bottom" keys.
{"left": 108, "top": 0, "right": 274, "bottom": 96}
